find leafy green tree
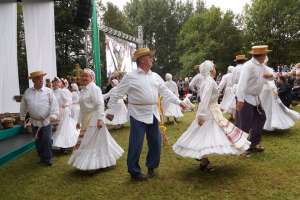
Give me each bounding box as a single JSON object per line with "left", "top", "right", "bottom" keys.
{"left": 124, "top": 0, "right": 193, "bottom": 77}
{"left": 243, "top": 0, "right": 300, "bottom": 66}
{"left": 177, "top": 6, "right": 244, "bottom": 77}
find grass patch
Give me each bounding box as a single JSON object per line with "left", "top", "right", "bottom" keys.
{"left": 1, "top": 107, "right": 300, "bottom": 200}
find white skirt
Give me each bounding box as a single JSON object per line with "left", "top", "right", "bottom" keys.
{"left": 173, "top": 104, "right": 250, "bottom": 159}
{"left": 68, "top": 125, "right": 124, "bottom": 170}
{"left": 53, "top": 107, "right": 79, "bottom": 148}
{"left": 220, "top": 87, "right": 236, "bottom": 114}
{"left": 71, "top": 104, "right": 80, "bottom": 123}
{"left": 105, "top": 101, "right": 128, "bottom": 125}
{"left": 163, "top": 101, "right": 184, "bottom": 118}
{"left": 263, "top": 97, "right": 300, "bottom": 131}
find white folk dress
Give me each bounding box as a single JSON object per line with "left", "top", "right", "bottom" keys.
{"left": 260, "top": 80, "right": 300, "bottom": 131}
{"left": 53, "top": 88, "right": 79, "bottom": 148}
{"left": 104, "top": 87, "right": 128, "bottom": 125}
{"left": 162, "top": 80, "right": 183, "bottom": 118}
{"left": 68, "top": 82, "right": 124, "bottom": 170}
{"left": 219, "top": 73, "right": 236, "bottom": 115}
{"left": 71, "top": 91, "right": 80, "bottom": 123}
{"left": 173, "top": 76, "right": 250, "bottom": 159}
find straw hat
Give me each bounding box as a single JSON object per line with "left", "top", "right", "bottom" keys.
{"left": 234, "top": 54, "right": 248, "bottom": 62}
{"left": 28, "top": 70, "right": 47, "bottom": 79}
{"left": 132, "top": 48, "right": 155, "bottom": 61}
{"left": 249, "top": 45, "right": 272, "bottom": 55}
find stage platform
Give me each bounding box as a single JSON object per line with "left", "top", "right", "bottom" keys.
{"left": 0, "top": 126, "right": 35, "bottom": 166}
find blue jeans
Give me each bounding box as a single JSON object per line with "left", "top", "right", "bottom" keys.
{"left": 127, "top": 116, "right": 161, "bottom": 176}
{"left": 32, "top": 124, "right": 53, "bottom": 163}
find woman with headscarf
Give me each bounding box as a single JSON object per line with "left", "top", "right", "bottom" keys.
{"left": 53, "top": 79, "right": 79, "bottom": 152}
{"left": 68, "top": 68, "right": 124, "bottom": 171}
{"left": 173, "top": 60, "right": 250, "bottom": 171}
{"left": 104, "top": 79, "right": 128, "bottom": 127}
{"left": 70, "top": 83, "right": 80, "bottom": 122}
{"left": 259, "top": 59, "right": 300, "bottom": 131}
{"left": 162, "top": 73, "right": 184, "bottom": 123}
{"left": 219, "top": 66, "right": 236, "bottom": 116}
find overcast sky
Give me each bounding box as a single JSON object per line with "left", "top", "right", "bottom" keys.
{"left": 101, "top": 0, "right": 252, "bottom": 14}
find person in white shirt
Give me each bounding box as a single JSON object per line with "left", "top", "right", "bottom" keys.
{"left": 189, "top": 65, "right": 204, "bottom": 102}
{"left": 20, "top": 71, "right": 59, "bottom": 166}
{"left": 219, "top": 66, "right": 235, "bottom": 115}
{"left": 104, "top": 79, "right": 128, "bottom": 127}
{"left": 68, "top": 68, "right": 124, "bottom": 171}
{"left": 235, "top": 45, "right": 274, "bottom": 154}
{"left": 70, "top": 83, "right": 80, "bottom": 122}
{"left": 106, "top": 48, "right": 186, "bottom": 181}
{"left": 173, "top": 60, "right": 250, "bottom": 172}
{"left": 232, "top": 54, "right": 248, "bottom": 89}
{"left": 52, "top": 79, "right": 79, "bottom": 151}
{"left": 162, "top": 73, "right": 183, "bottom": 122}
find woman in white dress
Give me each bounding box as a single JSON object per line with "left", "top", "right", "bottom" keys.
{"left": 104, "top": 79, "right": 128, "bottom": 127}
{"left": 173, "top": 60, "right": 250, "bottom": 171}
{"left": 53, "top": 79, "right": 79, "bottom": 150}
{"left": 260, "top": 68, "right": 300, "bottom": 131}
{"left": 70, "top": 83, "right": 80, "bottom": 123}
{"left": 219, "top": 66, "right": 236, "bottom": 116}
{"left": 68, "top": 69, "right": 124, "bottom": 171}
{"left": 162, "top": 73, "right": 184, "bottom": 122}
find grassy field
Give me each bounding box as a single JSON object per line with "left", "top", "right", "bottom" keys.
{"left": 1, "top": 107, "right": 300, "bottom": 200}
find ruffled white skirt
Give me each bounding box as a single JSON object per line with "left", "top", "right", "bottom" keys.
{"left": 263, "top": 97, "right": 300, "bottom": 131}
{"left": 105, "top": 101, "right": 128, "bottom": 125}
{"left": 173, "top": 104, "right": 250, "bottom": 159}
{"left": 163, "top": 101, "right": 184, "bottom": 118}
{"left": 68, "top": 125, "right": 124, "bottom": 170}
{"left": 220, "top": 87, "right": 236, "bottom": 114}
{"left": 53, "top": 107, "right": 79, "bottom": 148}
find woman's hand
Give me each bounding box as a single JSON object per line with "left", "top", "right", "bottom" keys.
{"left": 97, "top": 119, "right": 104, "bottom": 129}
{"left": 197, "top": 117, "right": 205, "bottom": 126}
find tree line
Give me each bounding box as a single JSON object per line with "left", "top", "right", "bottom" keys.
{"left": 16, "top": 0, "right": 300, "bottom": 92}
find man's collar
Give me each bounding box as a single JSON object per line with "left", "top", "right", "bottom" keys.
{"left": 251, "top": 57, "right": 263, "bottom": 65}
{"left": 137, "top": 67, "right": 152, "bottom": 74}
{"left": 33, "top": 86, "right": 45, "bottom": 91}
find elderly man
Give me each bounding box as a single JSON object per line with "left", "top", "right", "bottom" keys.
{"left": 235, "top": 45, "right": 274, "bottom": 154}
{"left": 107, "top": 48, "right": 186, "bottom": 181}
{"left": 20, "top": 71, "right": 59, "bottom": 166}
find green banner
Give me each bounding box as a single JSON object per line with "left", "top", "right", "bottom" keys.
{"left": 92, "top": 0, "right": 101, "bottom": 86}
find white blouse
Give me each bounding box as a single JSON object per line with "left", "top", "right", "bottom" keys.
{"left": 78, "top": 82, "right": 105, "bottom": 125}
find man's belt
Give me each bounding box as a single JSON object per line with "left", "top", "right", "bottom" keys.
{"left": 128, "top": 102, "right": 157, "bottom": 106}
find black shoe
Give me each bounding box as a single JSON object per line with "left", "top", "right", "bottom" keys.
{"left": 131, "top": 173, "right": 148, "bottom": 181}
{"left": 147, "top": 168, "right": 156, "bottom": 178}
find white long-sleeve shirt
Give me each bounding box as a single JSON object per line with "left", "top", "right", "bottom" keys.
{"left": 232, "top": 64, "right": 244, "bottom": 85}
{"left": 218, "top": 73, "right": 233, "bottom": 93}
{"left": 236, "top": 58, "right": 273, "bottom": 106}
{"left": 78, "top": 82, "right": 105, "bottom": 125}
{"left": 189, "top": 73, "right": 204, "bottom": 96}
{"left": 20, "top": 87, "right": 59, "bottom": 127}
{"left": 108, "top": 68, "right": 181, "bottom": 124}
{"left": 165, "top": 80, "right": 179, "bottom": 97}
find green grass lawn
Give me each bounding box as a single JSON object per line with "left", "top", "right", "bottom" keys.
{"left": 1, "top": 107, "right": 300, "bottom": 200}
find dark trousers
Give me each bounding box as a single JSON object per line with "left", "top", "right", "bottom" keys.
{"left": 32, "top": 124, "right": 53, "bottom": 163}
{"left": 127, "top": 116, "right": 161, "bottom": 176}
{"left": 235, "top": 101, "right": 266, "bottom": 148}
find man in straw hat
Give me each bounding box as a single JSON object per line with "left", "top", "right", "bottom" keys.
{"left": 235, "top": 45, "right": 274, "bottom": 155}
{"left": 232, "top": 54, "right": 248, "bottom": 88}
{"left": 20, "top": 71, "right": 59, "bottom": 166}
{"left": 106, "top": 48, "right": 187, "bottom": 181}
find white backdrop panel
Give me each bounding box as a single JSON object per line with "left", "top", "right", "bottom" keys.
{"left": 0, "top": 3, "right": 20, "bottom": 113}
{"left": 23, "top": 0, "right": 57, "bottom": 85}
